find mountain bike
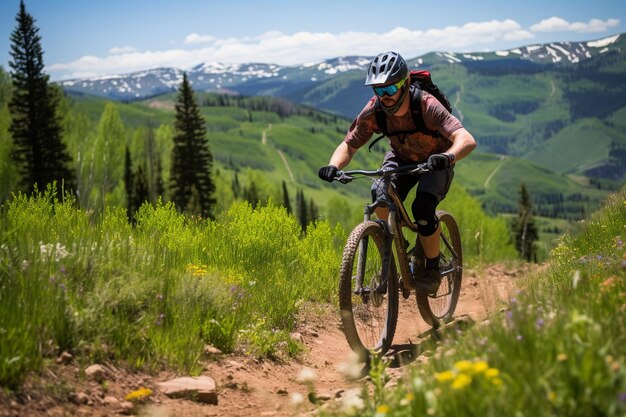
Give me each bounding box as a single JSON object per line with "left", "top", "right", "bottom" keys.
{"left": 333, "top": 163, "right": 463, "bottom": 360}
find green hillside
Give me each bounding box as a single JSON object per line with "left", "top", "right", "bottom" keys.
{"left": 79, "top": 92, "right": 612, "bottom": 229}
{"left": 293, "top": 35, "right": 626, "bottom": 188}
{"left": 0, "top": 71, "right": 612, "bottom": 252}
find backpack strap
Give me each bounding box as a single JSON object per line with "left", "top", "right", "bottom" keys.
{"left": 369, "top": 98, "right": 388, "bottom": 152}
{"left": 409, "top": 85, "right": 441, "bottom": 138}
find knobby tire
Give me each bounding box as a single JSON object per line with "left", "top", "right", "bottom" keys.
{"left": 339, "top": 221, "right": 399, "bottom": 361}
{"left": 416, "top": 210, "right": 463, "bottom": 326}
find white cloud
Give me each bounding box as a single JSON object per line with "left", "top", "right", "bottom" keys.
{"left": 530, "top": 17, "right": 619, "bottom": 33}
{"left": 109, "top": 46, "right": 137, "bottom": 54}
{"left": 51, "top": 19, "right": 539, "bottom": 79}
{"left": 184, "top": 33, "right": 216, "bottom": 44}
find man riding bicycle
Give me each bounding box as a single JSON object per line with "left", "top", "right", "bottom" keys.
{"left": 318, "top": 51, "right": 476, "bottom": 294}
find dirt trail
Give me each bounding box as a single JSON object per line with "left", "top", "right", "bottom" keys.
{"left": 0, "top": 264, "right": 532, "bottom": 417}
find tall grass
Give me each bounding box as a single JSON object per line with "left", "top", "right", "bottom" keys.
{"left": 0, "top": 187, "right": 342, "bottom": 388}
{"left": 320, "top": 187, "right": 626, "bottom": 417}
{"left": 0, "top": 182, "right": 518, "bottom": 390}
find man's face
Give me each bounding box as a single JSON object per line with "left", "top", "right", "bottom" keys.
{"left": 373, "top": 77, "right": 407, "bottom": 106}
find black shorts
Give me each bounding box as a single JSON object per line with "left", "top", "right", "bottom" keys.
{"left": 370, "top": 151, "right": 454, "bottom": 203}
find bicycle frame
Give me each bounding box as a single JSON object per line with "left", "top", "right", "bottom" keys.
{"left": 341, "top": 165, "right": 460, "bottom": 294}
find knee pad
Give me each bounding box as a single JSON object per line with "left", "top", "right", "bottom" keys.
{"left": 412, "top": 192, "right": 439, "bottom": 236}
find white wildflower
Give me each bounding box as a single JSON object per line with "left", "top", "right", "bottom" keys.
{"left": 297, "top": 367, "right": 316, "bottom": 384}
{"left": 339, "top": 389, "right": 364, "bottom": 415}
{"left": 337, "top": 351, "right": 363, "bottom": 379}
{"left": 290, "top": 392, "right": 305, "bottom": 406}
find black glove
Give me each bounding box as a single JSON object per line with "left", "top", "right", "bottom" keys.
{"left": 318, "top": 165, "right": 338, "bottom": 182}
{"left": 427, "top": 153, "right": 454, "bottom": 171}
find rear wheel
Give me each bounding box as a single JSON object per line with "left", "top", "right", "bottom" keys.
{"left": 416, "top": 210, "right": 463, "bottom": 326}
{"left": 339, "top": 221, "right": 398, "bottom": 361}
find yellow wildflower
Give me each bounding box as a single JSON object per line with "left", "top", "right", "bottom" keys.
{"left": 376, "top": 404, "right": 390, "bottom": 415}
{"left": 451, "top": 374, "right": 472, "bottom": 390}
{"left": 485, "top": 368, "right": 500, "bottom": 378}
{"left": 434, "top": 370, "right": 454, "bottom": 382}
{"left": 405, "top": 392, "right": 415, "bottom": 401}
{"left": 454, "top": 360, "right": 473, "bottom": 372}
{"left": 473, "top": 361, "right": 489, "bottom": 373}
{"left": 557, "top": 353, "right": 568, "bottom": 362}
{"left": 491, "top": 377, "right": 503, "bottom": 387}
{"left": 547, "top": 391, "right": 556, "bottom": 402}
{"left": 125, "top": 387, "right": 152, "bottom": 401}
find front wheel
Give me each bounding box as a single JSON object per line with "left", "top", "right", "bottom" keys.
{"left": 416, "top": 210, "right": 463, "bottom": 326}
{"left": 339, "top": 221, "right": 398, "bottom": 361}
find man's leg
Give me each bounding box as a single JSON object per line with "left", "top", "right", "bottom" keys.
{"left": 412, "top": 162, "right": 454, "bottom": 294}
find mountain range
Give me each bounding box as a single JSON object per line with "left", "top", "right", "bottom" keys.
{"left": 60, "top": 33, "right": 626, "bottom": 186}
{"left": 59, "top": 34, "right": 622, "bottom": 106}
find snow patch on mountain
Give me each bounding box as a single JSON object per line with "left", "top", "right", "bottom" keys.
{"left": 587, "top": 34, "right": 620, "bottom": 48}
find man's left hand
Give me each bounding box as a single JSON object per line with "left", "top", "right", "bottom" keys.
{"left": 427, "top": 153, "right": 453, "bottom": 171}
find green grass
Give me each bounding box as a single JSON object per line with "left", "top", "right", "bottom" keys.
{"left": 0, "top": 187, "right": 343, "bottom": 388}
{"left": 0, "top": 177, "right": 517, "bottom": 390}
{"left": 316, "top": 185, "right": 626, "bottom": 417}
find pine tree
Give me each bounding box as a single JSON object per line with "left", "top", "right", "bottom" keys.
{"left": 124, "top": 146, "right": 134, "bottom": 219}
{"left": 281, "top": 180, "right": 292, "bottom": 214}
{"left": 245, "top": 180, "right": 260, "bottom": 209}
{"left": 308, "top": 198, "right": 318, "bottom": 223}
{"left": 231, "top": 173, "right": 241, "bottom": 199}
{"left": 170, "top": 73, "right": 215, "bottom": 217}
{"left": 513, "top": 183, "right": 539, "bottom": 262}
{"left": 297, "top": 189, "right": 308, "bottom": 232}
{"left": 8, "top": 1, "right": 73, "bottom": 193}
{"left": 132, "top": 164, "right": 150, "bottom": 214}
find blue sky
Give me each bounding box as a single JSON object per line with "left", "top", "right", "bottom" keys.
{"left": 1, "top": 0, "right": 624, "bottom": 80}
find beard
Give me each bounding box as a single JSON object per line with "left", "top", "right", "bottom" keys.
{"left": 379, "top": 84, "right": 410, "bottom": 115}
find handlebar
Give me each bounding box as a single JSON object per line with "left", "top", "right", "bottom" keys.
{"left": 334, "top": 162, "right": 431, "bottom": 183}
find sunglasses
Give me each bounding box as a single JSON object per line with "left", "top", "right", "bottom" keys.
{"left": 373, "top": 77, "right": 408, "bottom": 97}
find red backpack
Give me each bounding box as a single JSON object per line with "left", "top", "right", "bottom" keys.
{"left": 369, "top": 70, "right": 453, "bottom": 151}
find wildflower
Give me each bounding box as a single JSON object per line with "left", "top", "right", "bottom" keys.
{"left": 557, "top": 353, "right": 568, "bottom": 362}
{"left": 600, "top": 276, "right": 619, "bottom": 291}
{"left": 472, "top": 361, "right": 488, "bottom": 373}
{"left": 297, "top": 367, "right": 316, "bottom": 384}
{"left": 547, "top": 391, "right": 556, "bottom": 402}
{"left": 375, "top": 404, "right": 390, "bottom": 416}
{"left": 155, "top": 313, "right": 165, "bottom": 326}
{"left": 485, "top": 368, "right": 500, "bottom": 378}
{"left": 290, "top": 392, "right": 305, "bottom": 406}
{"left": 338, "top": 352, "right": 363, "bottom": 380}
{"left": 400, "top": 392, "right": 415, "bottom": 406}
{"left": 339, "top": 389, "right": 365, "bottom": 415}
{"left": 618, "top": 392, "right": 626, "bottom": 403}
{"left": 454, "top": 360, "right": 473, "bottom": 372}
{"left": 125, "top": 387, "right": 152, "bottom": 401}
{"left": 535, "top": 318, "right": 545, "bottom": 330}
{"left": 434, "top": 370, "right": 454, "bottom": 382}
{"left": 516, "top": 334, "right": 523, "bottom": 341}
{"left": 451, "top": 373, "right": 472, "bottom": 390}
{"left": 491, "top": 377, "right": 503, "bottom": 387}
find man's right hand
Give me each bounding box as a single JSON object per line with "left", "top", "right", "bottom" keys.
{"left": 318, "top": 165, "right": 338, "bottom": 182}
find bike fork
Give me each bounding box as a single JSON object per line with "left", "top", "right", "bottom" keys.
{"left": 354, "top": 220, "right": 393, "bottom": 296}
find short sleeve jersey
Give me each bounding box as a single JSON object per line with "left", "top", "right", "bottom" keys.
{"left": 344, "top": 92, "right": 464, "bottom": 163}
